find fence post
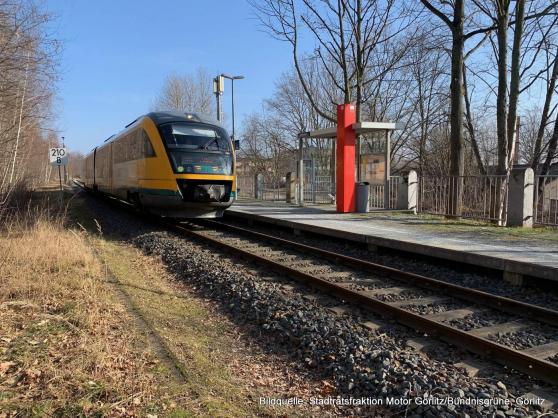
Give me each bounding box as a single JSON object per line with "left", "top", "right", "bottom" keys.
{"left": 297, "top": 160, "right": 304, "bottom": 206}
{"left": 254, "top": 173, "right": 264, "bottom": 200}
{"left": 506, "top": 167, "right": 534, "bottom": 227}
{"left": 396, "top": 176, "right": 407, "bottom": 210}
{"left": 407, "top": 170, "right": 418, "bottom": 214}
{"left": 286, "top": 172, "right": 296, "bottom": 203}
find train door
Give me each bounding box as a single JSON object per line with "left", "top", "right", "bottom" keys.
{"left": 109, "top": 143, "right": 113, "bottom": 194}
{"left": 93, "top": 147, "right": 97, "bottom": 191}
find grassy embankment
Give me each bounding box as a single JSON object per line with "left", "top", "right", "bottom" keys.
{"left": 0, "top": 190, "right": 323, "bottom": 417}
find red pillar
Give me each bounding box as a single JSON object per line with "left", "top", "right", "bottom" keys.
{"left": 336, "top": 104, "right": 356, "bottom": 213}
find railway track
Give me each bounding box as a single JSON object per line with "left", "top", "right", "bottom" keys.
{"left": 163, "top": 218, "right": 558, "bottom": 386}
{"left": 72, "top": 183, "right": 558, "bottom": 388}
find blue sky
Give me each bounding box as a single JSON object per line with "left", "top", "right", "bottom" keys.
{"left": 46, "top": 0, "right": 292, "bottom": 153}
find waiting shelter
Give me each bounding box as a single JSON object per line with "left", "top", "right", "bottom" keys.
{"left": 297, "top": 104, "right": 396, "bottom": 213}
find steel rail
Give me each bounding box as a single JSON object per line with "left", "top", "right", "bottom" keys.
{"left": 197, "top": 219, "right": 558, "bottom": 328}
{"left": 169, "top": 221, "right": 558, "bottom": 385}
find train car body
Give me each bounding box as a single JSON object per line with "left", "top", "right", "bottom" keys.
{"left": 84, "top": 112, "right": 236, "bottom": 218}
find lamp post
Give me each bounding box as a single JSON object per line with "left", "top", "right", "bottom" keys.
{"left": 213, "top": 76, "right": 224, "bottom": 121}
{"left": 220, "top": 73, "right": 244, "bottom": 141}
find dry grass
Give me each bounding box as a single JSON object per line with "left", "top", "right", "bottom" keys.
{"left": 93, "top": 238, "right": 328, "bottom": 418}
{"left": 1, "top": 190, "right": 336, "bottom": 417}
{"left": 0, "top": 215, "right": 161, "bottom": 416}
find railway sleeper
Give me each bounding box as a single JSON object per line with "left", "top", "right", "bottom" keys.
{"left": 424, "top": 308, "right": 477, "bottom": 322}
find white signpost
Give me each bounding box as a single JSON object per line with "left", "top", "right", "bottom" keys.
{"left": 49, "top": 147, "right": 68, "bottom": 199}
{"left": 49, "top": 147, "right": 68, "bottom": 166}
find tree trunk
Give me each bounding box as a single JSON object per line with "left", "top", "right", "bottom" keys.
{"left": 541, "top": 116, "right": 558, "bottom": 176}
{"left": 496, "top": 1, "right": 510, "bottom": 175}
{"left": 532, "top": 45, "right": 558, "bottom": 172}
{"left": 449, "top": 0, "right": 465, "bottom": 216}
{"left": 463, "top": 64, "right": 486, "bottom": 174}
{"left": 507, "top": 0, "right": 525, "bottom": 163}
{"left": 9, "top": 51, "right": 31, "bottom": 185}
{"left": 355, "top": 0, "right": 363, "bottom": 181}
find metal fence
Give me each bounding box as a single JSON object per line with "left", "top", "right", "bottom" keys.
{"left": 236, "top": 175, "right": 255, "bottom": 199}
{"left": 236, "top": 174, "right": 286, "bottom": 201}
{"left": 261, "top": 179, "right": 286, "bottom": 201}
{"left": 304, "top": 175, "right": 334, "bottom": 204}
{"left": 534, "top": 175, "right": 558, "bottom": 226}
{"left": 418, "top": 175, "right": 508, "bottom": 222}
{"left": 369, "top": 177, "right": 400, "bottom": 209}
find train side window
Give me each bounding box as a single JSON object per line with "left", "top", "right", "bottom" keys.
{"left": 113, "top": 129, "right": 155, "bottom": 162}
{"left": 136, "top": 130, "right": 142, "bottom": 158}
{"left": 129, "top": 130, "right": 139, "bottom": 161}
{"left": 141, "top": 129, "right": 156, "bottom": 158}
{"left": 117, "top": 135, "right": 125, "bottom": 163}
{"left": 134, "top": 130, "right": 142, "bottom": 160}
{"left": 113, "top": 139, "right": 123, "bottom": 164}
{"left": 124, "top": 133, "right": 132, "bottom": 161}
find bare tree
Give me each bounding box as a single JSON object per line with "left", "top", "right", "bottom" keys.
{"left": 531, "top": 43, "right": 558, "bottom": 172}
{"left": 418, "top": 0, "right": 499, "bottom": 214}
{"left": 251, "top": 0, "right": 412, "bottom": 123}
{"left": 419, "top": 0, "right": 468, "bottom": 183}
{"left": 0, "top": 0, "right": 60, "bottom": 205}
{"left": 152, "top": 67, "right": 214, "bottom": 116}
{"left": 541, "top": 109, "right": 558, "bottom": 175}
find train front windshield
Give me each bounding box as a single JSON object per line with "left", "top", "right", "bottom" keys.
{"left": 160, "top": 123, "right": 233, "bottom": 175}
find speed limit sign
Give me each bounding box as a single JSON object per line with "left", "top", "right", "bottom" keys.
{"left": 49, "top": 147, "right": 68, "bottom": 166}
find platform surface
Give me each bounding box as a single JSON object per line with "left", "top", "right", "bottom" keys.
{"left": 227, "top": 200, "right": 558, "bottom": 282}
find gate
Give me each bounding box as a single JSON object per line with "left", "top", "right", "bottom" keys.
{"left": 261, "top": 176, "right": 286, "bottom": 201}
{"left": 369, "top": 177, "right": 400, "bottom": 209}
{"left": 304, "top": 174, "right": 334, "bottom": 204}
{"left": 301, "top": 138, "right": 335, "bottom": 204}
{"left": 534, "top": 175, "right": 558, "bottom": 226}
{"left": 236, "top": 175, "right": 255, "bottom": 199}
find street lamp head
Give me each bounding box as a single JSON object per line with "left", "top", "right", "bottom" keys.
{"left": 221, "top": 73, "right": 245, "bottom": 80}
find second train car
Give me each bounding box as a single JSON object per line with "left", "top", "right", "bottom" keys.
{"left": 84, "top": 112, "right": 236, "bottom": 218}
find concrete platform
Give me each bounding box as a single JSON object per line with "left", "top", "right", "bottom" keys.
{"left": 226, "top": 201, "right": 558, "bottom": 283}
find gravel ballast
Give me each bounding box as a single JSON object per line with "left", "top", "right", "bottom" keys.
{"left": 447, "top": 311, "right": 512, "bottom": 331}
{"left": 132, "top": 230, "right": 553, "bottom": 417}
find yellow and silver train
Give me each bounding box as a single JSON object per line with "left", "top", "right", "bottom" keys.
{"left": 84, "top": 112, "right": 236, "bottom": 218}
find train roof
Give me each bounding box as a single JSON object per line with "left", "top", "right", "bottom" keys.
{"left": 146, "top": 111, "right": 223, "bottom": 127}
{"left": 89, "top": 111, "right": 225, "bottom": 153}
